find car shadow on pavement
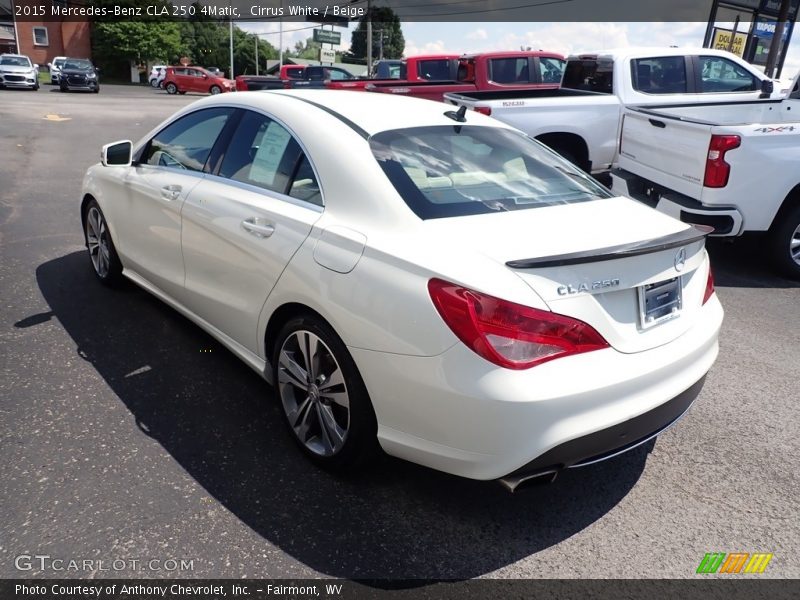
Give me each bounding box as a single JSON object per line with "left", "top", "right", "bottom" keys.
{"left": 707, "top": 237, "right": 800, "bottom": 288}
{"left": 35, "top": 251, "right": 649, "bottom": 582}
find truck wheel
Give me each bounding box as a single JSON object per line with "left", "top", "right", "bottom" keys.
{"left": 769, "top": 204, "right": 800, "bottom": 279}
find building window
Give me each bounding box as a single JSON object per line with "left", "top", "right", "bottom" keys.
{"left": 32, "top": 27, "right": 49, "bottom": 47}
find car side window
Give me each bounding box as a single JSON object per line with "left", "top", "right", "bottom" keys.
{"left": 143, "top": 108, "right": 233, "bottom": 172}
{"left": 490, "top": 58, "right": 530, "bottom": 84}
{"left": 698, "top": 56, "right": 757, "bottom": 93}
{"left": 632, "top": 56, "right": 687, "bottom": 94}
{"left": 219, "top": 110, "right": 321, "bottom": 206}
{"left": 539, "top": 57, "right": 565, "bottom": 84}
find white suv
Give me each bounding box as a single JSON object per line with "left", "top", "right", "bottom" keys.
{"left": 0, "top": 53, "right": 39, "bottom": 90}
{"left": 149, "top": 65, "right": 167, "bottom": 88}
{"left": 49, "top": 56, "right": 67, "bottom": 84}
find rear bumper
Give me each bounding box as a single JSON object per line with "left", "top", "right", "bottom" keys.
{"left": 499, "top": 374, "right": 704, "bottom": 487}
{"left": 611, "top": 168, "right": 743, "bottom": 236}
{"left": 350, "top": 294, "right": 723, "bottom": 481}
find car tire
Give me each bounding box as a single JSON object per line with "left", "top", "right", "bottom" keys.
{"left": 769, "top": 204, "right": 800, "bottom": 279}
{"left": 165, "top": 82, "right": 177, "bottom": 95}
{"left": 93, "top": 86, "right": 100, "bottom": 94}
{"left": 33, "top": 83, "right": 39, "bottom": 91}
{"left": 60, "top": 86, "right": 67, "bottom": 92}
{"left": 150, "top": 78, "right": 159, "bottom": 88}
{"left": 209, "top": 85, "right": 221, "bottom": 95}
{"left": 83, "top": 200, "right": 123, "bottom": 286}
{"left": 272, "top": 314, "right": 379, "bottom": 472}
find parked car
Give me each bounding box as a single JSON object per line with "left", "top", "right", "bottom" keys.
{"left": 205, "top": 67, "right": 223, "bottom": 78}
{"left": 0, "top": 53, "right": 39, "bottom": 90}
{"left": 163, "top": 66, "right": 234, "bottom": 95}
{"left": 444, "top": 47, "right": 787, "bottom": 174}
{"left": 48, "top": 56, "right": 67, "bottom": 84}
{"left": 326, "top": 54, "right": 461, "bottom": 91}
{"left": 149, "top": 65, "right": 167, "bottom": 88}
{"left": 612, "top": 72, "right": 800, "bottom": 278}
{"left": 59, "top": 58, "right": 99, "bottom": 93}
{"left": 79, "top": 91, "right": 722, "bottom": 489}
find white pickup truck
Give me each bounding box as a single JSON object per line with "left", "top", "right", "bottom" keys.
{"left": 444, "top": 47, "right": 789, "bottom": 174}
{"left": 611, "top": 74, "right": 800, "bottom": 278}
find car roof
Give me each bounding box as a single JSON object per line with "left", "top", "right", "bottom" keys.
{"left": 186, "top": 89, "right": 514, "bottom": 137}
{"left": 262, "top": 89, "right": 513, "bottom": 136}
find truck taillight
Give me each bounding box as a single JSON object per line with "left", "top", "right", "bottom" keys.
{"left": 703, "top": 134, "right": 740, "bottom": 188}
{"left": 474, "top": 106, "right": 492, "bottom": 116}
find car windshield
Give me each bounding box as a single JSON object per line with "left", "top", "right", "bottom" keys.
{"left": 1, "top": 56, "right": 32, "bottom": 67}
{"left": 64, "top": 59, "right": 93, "bottom": 71}
{"left": 370, "top": 125, "right": 612, "bottom": 219}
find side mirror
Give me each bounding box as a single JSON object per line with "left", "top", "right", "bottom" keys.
{"left": 203, "top": 74, "right": 208, "bottom": 79}
{"left": 760, "top": 79, "right": 774, "bottom": 97}
{"left": 101, "top": 140, "right": 132, "bottom": 167}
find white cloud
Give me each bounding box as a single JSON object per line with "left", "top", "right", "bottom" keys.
{"left": 466, "top": 28, "right": 488, "bottom": 41}
{"left": 403, "top": 39, "right": 449, "bottom": 57}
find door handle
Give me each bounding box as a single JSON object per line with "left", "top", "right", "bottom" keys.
{"left": 241, "top": 217, "right": 275, "bottom": 238}
{"left": 161, "top": 184, "right": 182, "bottom": 201}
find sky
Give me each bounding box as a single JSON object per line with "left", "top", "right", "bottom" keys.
{"left": 239, "top": 21, "right": 800, "bottom": 80}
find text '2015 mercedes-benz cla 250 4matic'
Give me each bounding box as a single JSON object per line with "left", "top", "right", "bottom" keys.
{"left": 79, "top": 90, "right": 722, "bottom": 491}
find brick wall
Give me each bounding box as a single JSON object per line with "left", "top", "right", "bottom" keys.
{"left": 13, "top": 1, "right": 92, "bottom": 67}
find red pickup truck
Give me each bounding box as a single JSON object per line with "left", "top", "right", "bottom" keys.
{"left": 326, "top": 54, "right": 460, "bottom": 91}
{"left": 364, "top": 50, "right": 566, "bottom": 102}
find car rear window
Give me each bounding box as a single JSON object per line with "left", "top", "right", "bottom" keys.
{"left": 370, "top": 126, "right": 611, "bottom": 220}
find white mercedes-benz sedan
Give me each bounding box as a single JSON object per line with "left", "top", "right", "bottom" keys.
{"left": 80, "top": 90, "right": 722, "bottom": 490}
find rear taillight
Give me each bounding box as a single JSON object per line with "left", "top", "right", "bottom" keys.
{"left": 428, "top": 278, "right": 609, "bottom": 370}
{"left": 702, "top": 267, "right": 715, "bottom": 305}
{"left": 703, "top": 134, "right": 740, "bottom": 188}
{"left": 473, "top": 106, "right": 492, "bottom": 116}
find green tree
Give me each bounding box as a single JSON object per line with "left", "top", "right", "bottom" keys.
{"left": 289, "top": 37, "right": 322, "bottom": 61}
{"left": 349, "top": 6, "right": 405, "bottom": 62}
{"left": 90, "top": 0, "right": 182, "bottom": 78}
{"left": 92, "top": 21, "right": 182, "bottom": 76}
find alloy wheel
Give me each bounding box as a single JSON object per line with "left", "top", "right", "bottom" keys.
{"left": 86, "top": 206, "right": 111, "bottom": 278}
{"left": 791, "top": 223, "right": 800, "bottom": 267}
{"left": 277, "top": 330, "right": 350, "bottom": 457}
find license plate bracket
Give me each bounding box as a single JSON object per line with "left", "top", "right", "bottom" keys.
{"left": 638, "top": 277, "right": 682, "bottom": 329}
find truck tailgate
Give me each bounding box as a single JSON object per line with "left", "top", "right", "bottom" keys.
{"left": 618, "top": 108, "right": 713, "bottom": 200}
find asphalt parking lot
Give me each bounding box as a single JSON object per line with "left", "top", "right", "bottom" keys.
{"left": 1, "top": 84, "right": 798, "bottom": 581}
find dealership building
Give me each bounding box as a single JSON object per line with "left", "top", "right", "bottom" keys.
{"left": 0, "top": 0, "right": 91, "bottom": 66}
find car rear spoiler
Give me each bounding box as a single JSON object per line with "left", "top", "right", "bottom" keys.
{"left": 506, "top": 225, "right": 713, "bottom": 269}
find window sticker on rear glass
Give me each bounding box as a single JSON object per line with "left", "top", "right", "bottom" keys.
{"left": 249, "top": 121, "right": 292, "bottom": 186}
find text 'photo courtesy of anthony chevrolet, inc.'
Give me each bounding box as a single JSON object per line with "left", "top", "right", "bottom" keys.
{"left": 2, "top": 0, "right": 800, "bottom": 598}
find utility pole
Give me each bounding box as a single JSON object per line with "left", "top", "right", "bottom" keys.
{"left": 255, "top": 35, "right": 259, "bottom": 75}
{"left": 764, "top": 0, "right": 791, "bottom": 77}
{"left": 367, "top": 0, "right": 373, "bottom": 75}
{"left": 228, "top": 15, "right": 234, "bottom": 79}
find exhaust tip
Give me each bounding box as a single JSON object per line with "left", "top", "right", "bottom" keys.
{"left": 498, "top": 470, "right": 558, "bottom": 493}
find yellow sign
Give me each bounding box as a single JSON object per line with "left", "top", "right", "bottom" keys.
{"left": 711, "top": 28, "right": 748, "bottom": 58}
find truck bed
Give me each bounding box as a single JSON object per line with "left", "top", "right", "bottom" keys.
{"left": 445, "top": 88, "right": 606, "bottom": 102}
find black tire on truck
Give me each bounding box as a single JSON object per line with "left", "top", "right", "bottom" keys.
{"left": 769, "top": 203, "right": 800, "bottom": 280}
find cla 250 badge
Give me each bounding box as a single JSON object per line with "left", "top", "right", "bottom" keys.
{"left": 557, "top": 279, "right": 620, "bottom": 295}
